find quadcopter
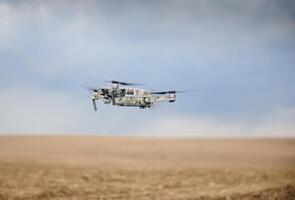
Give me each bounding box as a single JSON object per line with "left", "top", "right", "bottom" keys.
{"left": 88, "top": 80, "right": 187, "bottom": 111}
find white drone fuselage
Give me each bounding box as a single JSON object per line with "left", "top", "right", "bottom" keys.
{"left": 91, "top": 84, "right": 176, "bottom": 109}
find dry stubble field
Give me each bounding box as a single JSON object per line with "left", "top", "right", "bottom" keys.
{"left": 0, "top": 136, "right": 294, "bottom": 200}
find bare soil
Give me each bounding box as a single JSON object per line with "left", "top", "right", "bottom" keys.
{"left": 0, "top": 136, "right": 294, "bottom": 200}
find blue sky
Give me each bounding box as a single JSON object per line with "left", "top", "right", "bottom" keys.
{"left": 0, "top": 0, "right": 294, "bottom": 136}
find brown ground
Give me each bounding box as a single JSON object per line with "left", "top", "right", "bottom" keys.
{"left": 0, "top": 136, "right": 294, "bottom": 200}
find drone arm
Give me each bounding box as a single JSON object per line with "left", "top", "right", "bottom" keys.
{"left": 152, "top": 94, "right": 176, "bottom": 102}
{"left": 112, "top": 90, "right": 116, "bottom": 105}
{"left": 91, "top": 90, "right": 103, "bottom": 111}
{"left": 92, "top": 99, "right": 97, "bottom": 111}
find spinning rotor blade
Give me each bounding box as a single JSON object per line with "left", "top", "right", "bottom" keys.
{"left": 84, "top": 86, "right": 99, "bottom": 92}
{"left": 107, "top": 80, "right": 141, "bottom": 86}
{"left": 92, "top": 99, "right": 97, "bottom": 111}
{"left": 150, "top": 91, "right": 174, "bottom": 94}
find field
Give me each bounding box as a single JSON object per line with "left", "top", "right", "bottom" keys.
{"left": 0, "top": 136, "right": 294, "bottom": 200}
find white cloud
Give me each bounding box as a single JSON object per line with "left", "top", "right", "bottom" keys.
{"left": 135, "top": 109, "right": 295, "bottom": 137}
{"left": 0, "top": 86, "right": 156, "bottom": 135}
{"left": 0, "top": 85, "right": 294, "bottom": 137}
{"left": 0, "top": 86, "right": 84, "bottom": 134}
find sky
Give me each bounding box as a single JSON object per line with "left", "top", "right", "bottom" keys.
{"left": 0, "top": 0, "right": 294, "bottom": 136}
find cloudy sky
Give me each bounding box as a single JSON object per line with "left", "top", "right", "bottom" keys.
{"left": 0, "top": 0, "right": 294, "bottom": 136}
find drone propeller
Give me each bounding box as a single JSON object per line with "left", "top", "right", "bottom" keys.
{"left": 106, "top": 80, "right": 141, "bottom": 86}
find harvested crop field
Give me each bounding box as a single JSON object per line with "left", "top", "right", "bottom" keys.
{"left": 0, "top": 136, "right": 294, "bottom": 200}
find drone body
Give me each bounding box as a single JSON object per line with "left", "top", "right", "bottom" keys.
{"left": 90, "top": 81, "right": 178, "bottom": 111}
